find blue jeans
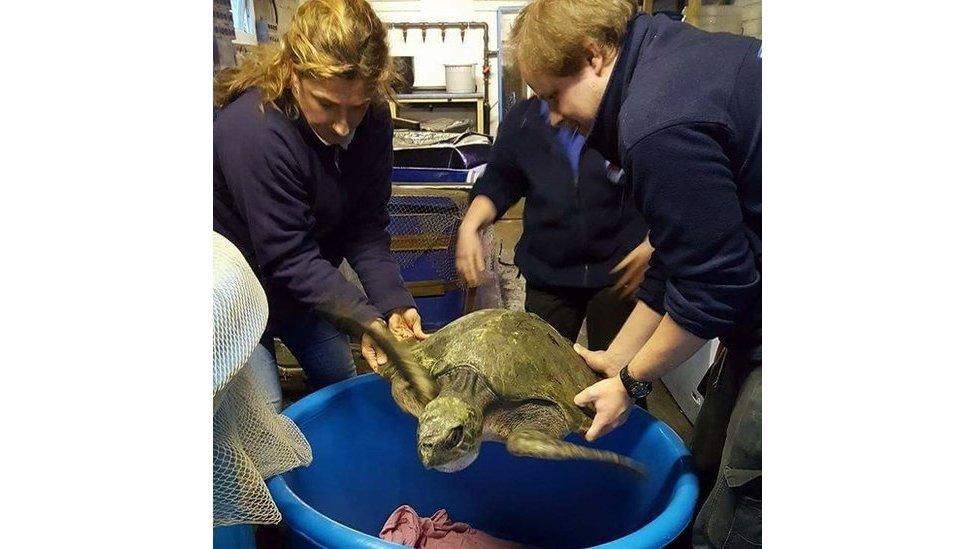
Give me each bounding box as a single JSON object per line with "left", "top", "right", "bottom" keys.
{"left": 246, "top": 343, "right": 283, "bottom": 412}
{"left": 264, "top": 312, "right": 356, "bottom": 390}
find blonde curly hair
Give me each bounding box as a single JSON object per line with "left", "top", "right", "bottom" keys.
{"left": 214, "top": 0, "right": 393, "bottom": 109}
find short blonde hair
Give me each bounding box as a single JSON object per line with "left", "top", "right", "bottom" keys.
{"left": 214, "top": 0, "right": 393, "bottom": 108}
{"left": 511, "top": 0, "right": 635, "bottom": 77}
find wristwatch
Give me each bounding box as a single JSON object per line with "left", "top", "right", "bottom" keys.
{"left": 619, "top": 365, "right": 652, "bottom": 399}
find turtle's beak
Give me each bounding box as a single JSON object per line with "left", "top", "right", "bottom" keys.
{"left": 418, "top": 445, "right": 434, "bottom": 468}
{"left": 418, "top": 439, "right": 440, "bottom": 468}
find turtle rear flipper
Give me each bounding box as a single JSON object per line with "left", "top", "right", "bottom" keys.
{"left": 490, "top": 400, "right": 645, "bottom": 475}
{"left": 506, "top": 428, "right": 646, "bottom": 476}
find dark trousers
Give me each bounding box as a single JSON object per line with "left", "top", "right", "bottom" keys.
{"left": 689, "top": 350, "right": 762, "bottom": 548}
{"left": 260, "top": 312, "right": 356, "bottom": 391}
{"left": 523, "top": 282, "right": 635, "bottom": 350}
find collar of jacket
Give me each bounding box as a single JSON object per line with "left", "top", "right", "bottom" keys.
{"left": 282, "top": 96, "right": 361, "bottom": 152}
{"left": 585, "top": 12, "right": 659, "bottom": 166}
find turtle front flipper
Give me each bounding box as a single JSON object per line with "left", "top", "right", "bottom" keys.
{"left": 313, "top": 302, "right": 438, "bottom": 406}
{"left": 360, "top": 321, "right": 438, "bottom": 407}
{"left": 505, "top": 428, "right": 646, "bottom": 476}
{"left": 386, "top": 368, "right": 428, "bottom": 417}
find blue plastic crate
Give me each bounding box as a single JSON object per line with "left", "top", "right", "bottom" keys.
{"left": 413, "top": 288, "right": 466, "bottom": 331}
{"left": 387, "top": 195, "right": 461, "bottom": 283}
{"left": 387, "top": 193, "right": 466, "bottom": 328}
{"left": 392, "top": 166, "right": 483, "bottom": 185}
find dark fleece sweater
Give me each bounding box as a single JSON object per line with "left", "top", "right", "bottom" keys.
{"left": 214, "top": 88, "right": 415, "bottom": 328}
{"left": 587, "top": 14, "right": 762, "bottom": 359}
{"left": 471, "top": 97, "right": 647, "bottom": 289}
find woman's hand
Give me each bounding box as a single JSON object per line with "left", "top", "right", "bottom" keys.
{"left": 360, "top": 319, "right": 390, "bottom": 373}
{"left": 610, "top": 237, "right": 653, "bottom": 300}
{"left": 388, "top": 307, "right": 428, "bottom": 341}
{"left": 455, "top": 225, "right": 486, "bottom": 287}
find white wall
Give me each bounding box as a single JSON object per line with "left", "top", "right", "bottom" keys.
{"left": 255, "top": 0, "right": 300, "bottom": 40}
{"left": 369, "top": 0, "right": 529, "bottom": 133}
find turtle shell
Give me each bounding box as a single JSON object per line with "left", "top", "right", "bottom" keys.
{"left": 412, "top": 309, "right": 601, "bottom": 430}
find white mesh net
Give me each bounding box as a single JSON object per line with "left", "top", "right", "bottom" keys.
{"left": 213, "top": 232, "right": 312, "bottom": 527}
{"left": 213, "top": 233, "right": 268, "bottom": 395}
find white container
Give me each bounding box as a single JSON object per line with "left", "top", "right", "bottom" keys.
{"left": 444, "top": 63, "right": 476, "bottom": 94}
{"left": 661, "top": 340, "right": 721, "bottom": 424}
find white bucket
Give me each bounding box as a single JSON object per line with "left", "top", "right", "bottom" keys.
{"left": 444, "top": 63, "right": 476, "bottom": 94}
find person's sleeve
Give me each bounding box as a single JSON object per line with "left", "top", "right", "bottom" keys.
{"left": 341, "top": 111, "right": 416, "bottom": 317}
{"left": 634, "top": 249, "right": 667, "bottom": 314}
{"left": 629, "top": 123, "right": 760, "bottom": 339}
{"left": 215, "top": 122, "right": 381, "bottom": 325}
{"left": 469, "top": 110, "right": 529, "bottom": 218}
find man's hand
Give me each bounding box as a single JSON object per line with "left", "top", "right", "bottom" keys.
{"left": 574, "top": 343, "right": 626, "bottom": 378}
{"left": 361, "top": 319, "right": 390, "bottom": 373}
{"left": 388, "top": 307, "right": 428, "bottom": 341}
{"left": 455, "top": 226, "right": 486, "bottom": 287}
{"left": 574, "top": 376, "right": 635, "bottom": 442}
{"left": 610, "top": 237, "right": 653, "bottom": 300}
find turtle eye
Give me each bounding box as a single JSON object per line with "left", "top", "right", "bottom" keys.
{"left": 444, "top": 425, "right": 464, "bottom": 448}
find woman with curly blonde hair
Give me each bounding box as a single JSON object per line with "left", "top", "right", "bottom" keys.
{"left": 214, "top": 0, "right": 426, "bottom": 391}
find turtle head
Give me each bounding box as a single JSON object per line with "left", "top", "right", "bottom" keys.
{"left": 417, "top": 396, "right": 483, "bottom": 472}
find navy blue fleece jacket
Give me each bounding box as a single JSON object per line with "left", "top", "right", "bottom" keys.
{"left": 213, "top": 89, "right": 415, "bottom": 328}
{"left": 471, "top": 98, "right": 647, "bottom": 288}
{"left": 587, "top": 14, "right": 762, "bottom": 358}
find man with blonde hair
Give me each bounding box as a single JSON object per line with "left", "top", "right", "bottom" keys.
{"left": 512, "top": 1, "right": 761, "bottom": 546}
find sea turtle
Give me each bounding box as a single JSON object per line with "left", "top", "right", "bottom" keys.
{"left": 362, "top": 308, "right": 644, "bottom": 475}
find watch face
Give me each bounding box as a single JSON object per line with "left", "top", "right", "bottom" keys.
{"left": 621, "top": 366, "right": 651, "bottom": 399}
{"left": 632, "top": 383, "right": 651, "bottom": 399}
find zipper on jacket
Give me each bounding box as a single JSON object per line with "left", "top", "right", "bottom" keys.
{"left": 575, "top": 170, "right": 586, "bottom": 287}
{"left": 573, "top": 171, "right": 581, "bottom": 208}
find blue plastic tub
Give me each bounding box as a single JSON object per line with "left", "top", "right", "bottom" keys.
{"left": 213, "top": 524, "right": 255, "bottom": 549}
{"left": 268, "top": 375, "right": 697, "bottom": 548}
